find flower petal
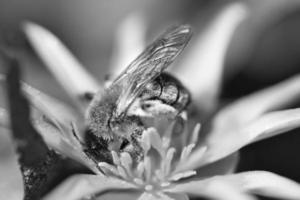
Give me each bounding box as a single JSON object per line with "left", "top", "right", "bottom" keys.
{"left": 22, "top": 82, "right": 82, "bottom": 127}
{"left": 0, "top": 107, "right": 9, "bottom": 128}
{"left": 34, "top": 116, "right": 99, "bottom": 174}
{"left": 0, "top": 74, "right": 80, "bottom": 128}
{"left": 43, "top": 175, "right": 136, "bottom": 200}
{"left": 138, "top": 192, "right": 188, "bottom": 200}
{"left": 194, "top": 153, "right": 239, "bottom": 178}
{"left": 165, "top": 177, "right": 256, "bottom": 200}
{"left": 221, "top": 171, "right": 300, "bottom": 200}
{"left": 173, "top": 2, "right": 248, "bottom": 112}
{"left": 213, "top": 75, "right": 300, "bottom": 135}
{"left": 168, "top": 171, "right": 300, "bottom": 199}
{"left": 108, "top": 12, "right": 146, "bottom": 83}
{"left": 23, "top": 22, "right": 100, "bottom": 107}
{"left": 183, "top": 108, "right": 300, "bottom": 170}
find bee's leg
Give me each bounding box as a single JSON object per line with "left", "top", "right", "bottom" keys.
{"left": 83, "top": 129, "right": 113, "bottom": 164}
{"left": 120, "top": 127, "right": 144, "bottom": 163}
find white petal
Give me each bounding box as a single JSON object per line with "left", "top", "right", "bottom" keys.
{"left": 138, "top": 192, "right": 188, "bottom": 200}
{"left": 0, "top": 106, "right": 97, "bottom": 173}
{"left": 43, "top": 175, "right": 135, "bottom": 200}
{"left": 0, "top": 107, "right": 9, "bottom": 128}
{"left": 23, "top": 22, "right": 100, "bottom": 107}
{"left": 213, "top": 75, "right": 300, "bottom": 135}
{"left": 34, "top": 117, "right": 99, "bottom": 174}
{"left": 166, "top": 177, "right": 256, "bottom": 200}
{"left": 184, "top": 108, "right": 300, "bottom": 170}
{"left": 108, "top": 12, "right": 146, "bottom": 83}
{"left": 222, "top": 171, "right": 300, "bottom": 200}
{"left": 94, "top": 191, "right": 141, "bottom": 200}
{"left": 0, "top": 74, "right": 80, "bottom": 127}
{"left": 194, "top": 153, "right": 239, "bottom": 178}
{"left": 22, "top": 82, "right": 82, "bottom": 128}
{"left": 168, "top": 171, "right": 300, "bottom": 200}
{"left": 173, "top": 2, "right": 248, "bottom": 112}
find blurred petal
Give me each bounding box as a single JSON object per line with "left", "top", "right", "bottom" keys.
{"left": 43, "top": 175, "right": 136, "bottom": 200}
{"left": 94, "top": 191, "right": 141, "bottom": 200}
{"left": 108, "top": 12, "right": 146, "bottom": 83}
{"left": 166, "top": 177, "right": 256, "bottom": 200}
{"left": 0, "top": 107, "right": 9, "bottom": 128}
{"left": 168, "top": 171, "right": 300, "bottom": 200}
{"left": 194, "top": 153, "right": 239, "bottom": 178}
{"left": 213, "top": 75, "right": 300, "bottom": 135}
{"left": 34, "top": 117, "right": 99, "bottom": 174}
{"left": 173, "top": 2, "right": 248, "bottom": 112}
{"left": 138, "top": 192, "right": 188, "bottom": 200}
{"left": 1, "top": 74, "right": 81, "bottom": 128}
{"left": 183, "top": 108, "right": 300, "bottom": 170}
{"left": 0, "top": 72, "right": 81, "bottom": 127}
{"left": 23, "top": 22, "right": 100, "bottom": 107}
{"left": 221, "top": 171, "right": 300, "bottom": 200}
{"left": 22, "top": 82, "right": 82, "bottom": 127}
{"left": 229, "top": 0, "right": 300, "bottom": 75}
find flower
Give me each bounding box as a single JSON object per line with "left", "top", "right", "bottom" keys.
{"left": 2, "top": 2, "right": 300, "bottom": 200}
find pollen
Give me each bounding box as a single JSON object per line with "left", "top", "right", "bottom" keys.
{"left": 97, "top": 118, "right": 204, "bottom": 192}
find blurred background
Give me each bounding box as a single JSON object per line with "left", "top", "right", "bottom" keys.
{"left": 1, "top": 0, "right": 300, "bottom": 199}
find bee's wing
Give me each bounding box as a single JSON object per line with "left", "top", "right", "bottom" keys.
{"left": 112, "top": 25, "right": 192, "bottom": 116}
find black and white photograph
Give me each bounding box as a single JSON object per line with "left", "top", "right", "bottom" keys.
{"left": 0, "top": 0, "right": 300, "bottom": 200}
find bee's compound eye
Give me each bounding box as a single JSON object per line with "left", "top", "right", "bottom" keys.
{"left": 140, "top": 81, "right": 162, "bottom": 100}
{"left": 160, "top": 83, "right": 178, "bottom": 104}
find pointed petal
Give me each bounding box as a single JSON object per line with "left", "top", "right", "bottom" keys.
{"left": 213, "top": 75, "right": 300, "bottom": 135}
{"left": 173, "top": 2, "right": 248, "bottom": 112}
{"left": 183, "top": 108, "right": 300, "bottom": 170}
{"left": 137, "top": 192, "right": 188, "bottom": 200}
{"left": 22, "top": 82, "right": 82, "bottom": 127}
{"left": 194, "top": 153, "right": 239, "bottom": 178}
{"left": 43, "top": 175, "right": 136, "bottom": 200}
{"left": 165, "top": 177, "right": 256, "bottom": 200}
{"left": 94, "top": 191, "right": 141, "bottom": 200}
{"left": 181, "top": 74, "right": 300, "bottom": 170}
{"left": 168, "top": 171, "right": 300, "bottom": 200}
{"left": 34, "top": 117, "right": 99, "bottom": 174}
{"left": 23, "top": 22, "right": 100, "bottom": 105}
{"left": 0, "top": 74, "right": 81, "bottom": 128}
{"left": 0, "top": 107, "right": 9, "bottom": 128}
{"left": 108, "top": 13, "right": 146, "bottom": 83}
{"left": 221, "top": 171, "right": 300, "bottom": 200}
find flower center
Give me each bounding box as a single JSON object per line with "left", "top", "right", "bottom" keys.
{"left": 98, "top": 117, "right": 203, "bottom": 192}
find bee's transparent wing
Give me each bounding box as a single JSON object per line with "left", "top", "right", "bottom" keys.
{"left": 112, "top": 25, "right": 192, "bottom": 116}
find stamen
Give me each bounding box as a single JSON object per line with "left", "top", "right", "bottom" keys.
{"left": 98, "top": 162, "right": 118, "bottom": 175}
{"left": 136, "top": 162, "right": 145, "bottom": 179}
{"left": 133, "top": 178, "right": 144, "bottom": 185}
{"left": 145, "top": 185, "right": 153, "bottom": 191}
{"left": 148, "top": 128, "right": 164, "bottom": 157}
{"left": 144, "top": 156, "right": 152, "bottom": 182}
{"left": 100, "top": 123, "right": 203, "bottom": 191}
{"left": 179, "top": 144, "right": 195, "bottom": 162}
{"left": 164, "top": 147, "right": 176, "bottom": 176}
{"left": 140, "top": 130, "right": 151, "bottom": 153}
{"left": 169, "top": 170, "right": 196, "bottom": 182}
{"left": 160, "top": 182, "right": 171, "bottom": 187}
{"left": 112, "top": 151, "right": 121, "bottom": 166}
{"left": 162, "top": 121, "right": 176, "bottom": 148}
{"left": 190, "top": 123, "right": 201, "bottom": 145}
{"left": 175, "top": 146, "right": 207, "bottom": 173}
{"left": 117, "top": 166, "right": 128, "bottom": 179}
{"left": 120, "top": 152, "right": 133, "bottom": 176}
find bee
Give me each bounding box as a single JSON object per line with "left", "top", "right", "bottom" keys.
{"left": 84, "top": 25, "right": 192, "bottom": 164}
